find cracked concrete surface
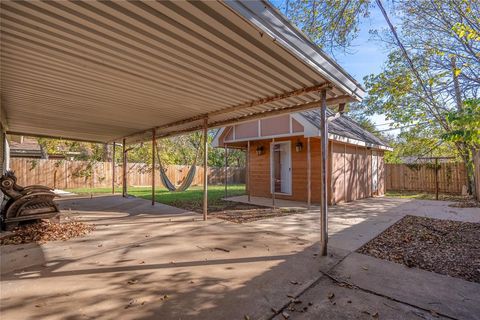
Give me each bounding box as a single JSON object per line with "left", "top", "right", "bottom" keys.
{"left": 1, "top": 195, "right": 479, "bottom": 319}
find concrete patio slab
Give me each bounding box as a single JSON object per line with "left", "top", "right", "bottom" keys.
{"left": 1, "top": 195, "right": 478, "bottom": 319}
{"left": 1, "top": 196, "right": 341, "bottom": 320}
{"left": 330, "top": 253, "right": 480, "bottom": 320}
{"left": 272, "top": 276, "right": 446, "bottom": 320}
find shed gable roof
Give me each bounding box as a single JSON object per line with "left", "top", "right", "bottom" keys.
{"left": 299, "top": 110, "right": 390, "bottom": 148}
{"left": 212, "top": 110, "right": 391, "bottom": 150}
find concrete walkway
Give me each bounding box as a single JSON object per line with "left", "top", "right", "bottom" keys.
{"left": 1, "top": 195, "right": 479, "bottom": 319}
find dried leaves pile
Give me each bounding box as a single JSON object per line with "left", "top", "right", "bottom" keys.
{"left": 171, "top": 199, "right": 265, "bottom": 214}
{"left": 449, "top": 199, "right": 480, "bottom": 208}
{"left": 358, "top": 215, "right": 480, "bottom": 283}
{"left": 1, "top": 220, "right": 95, "bottom": 245}
{"left": 214, "top": 208, "right": 305, "bottom": 223}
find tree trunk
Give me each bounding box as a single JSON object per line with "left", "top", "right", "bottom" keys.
{"left": 456, "top": 142, "right": 475, "bottom": 195}
{"left": 103, "top": 143, "right": 111, "bottom": 162}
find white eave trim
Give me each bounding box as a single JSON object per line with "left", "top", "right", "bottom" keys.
{"left": 327, "top": 133, "right": 393, "bottom": 151}
{"left": 224, "top": 0, "right": 365, "bottom": 101}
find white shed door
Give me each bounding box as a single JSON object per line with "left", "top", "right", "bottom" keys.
{"left": 271, "top": 141, "right": 292, "bottom": 195}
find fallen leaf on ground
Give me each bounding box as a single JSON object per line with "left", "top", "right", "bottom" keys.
{"left": 1, "top": 220, "right": 94, "bottom": 245}
{"left": 358, "top": 215, "right": 480, "bottom": 283}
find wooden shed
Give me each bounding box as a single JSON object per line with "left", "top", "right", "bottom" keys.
{"left": 213, "top": 110, "right": 391, "bottom": 205}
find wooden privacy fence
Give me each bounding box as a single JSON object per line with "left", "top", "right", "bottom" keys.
{"left": 9, "top": 158, "right": 245, "bottom": 190}
{"left": 386, "top": 163, "right": 467, "bottom": 194}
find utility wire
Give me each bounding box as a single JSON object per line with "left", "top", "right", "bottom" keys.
{"left": 374, "top": 122, "right": 429, "bottom": 132}
{"left": 375, "top": 0, "right": 447, "bottom": 128}
{"left": 375, "top": 0, "right": 430, "bottom": 96}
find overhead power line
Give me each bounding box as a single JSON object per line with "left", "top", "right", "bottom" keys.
{"left": 375, "top": 0, "right": 446, "bottom": 128}
{"left": 374, "top": 121, "right": 429, "bottom": 132}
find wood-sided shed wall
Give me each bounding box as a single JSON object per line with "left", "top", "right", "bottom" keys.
{"left": 330, "top": 143, "right": 384, "bottom": 204}
{"left": 246, "top": 136, "right": 385, "bottom": 204}
{"left": 248, "top": 136, "right": 324, "bottom": 203}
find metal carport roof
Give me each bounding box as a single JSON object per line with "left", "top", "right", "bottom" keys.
{"left": 0, "top": 0, "right": 365, "bottom": 143}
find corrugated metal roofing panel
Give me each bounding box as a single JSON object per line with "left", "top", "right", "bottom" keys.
{"left": 0, "top": 0, "right": 365, "bottom": 143}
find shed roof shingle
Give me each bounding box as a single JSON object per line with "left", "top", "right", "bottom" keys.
{"left": 300, "top": 110, "right": 390, "bottom": 147}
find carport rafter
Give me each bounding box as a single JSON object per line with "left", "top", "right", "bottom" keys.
{"left": 112, "top": 83, "right": 334, "bottom": 143}
{"left": 138, "top": 94, "right": 351, "bottom": 143}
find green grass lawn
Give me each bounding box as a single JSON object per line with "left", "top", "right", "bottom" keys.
{"left": 65, "top": 184, "right": 247, "bottom": 212}
{"left": 385, "top": 190, "right": 466, "bottom": 201}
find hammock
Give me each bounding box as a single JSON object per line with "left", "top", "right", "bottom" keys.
{"left": 156, "top": 142, "right": 200, "bottom": 192}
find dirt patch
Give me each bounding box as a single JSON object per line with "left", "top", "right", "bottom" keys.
{"left": 213, "top": 208, "right": 306, "bottom": 223}
{"left": 1, "top": 220, "right": 95, "bottom": 245}
{"left": 170, "top": 199, "right": 266, "bottom": 213}
{"left": 358, "top": 215, "right": 480, "bottom": 283}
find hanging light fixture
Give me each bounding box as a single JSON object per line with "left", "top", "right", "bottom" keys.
{"left": 295, "top": 140, "right": 303, "bottom": 152}
{"left": 256, "top": 145, "right": 264, "bottom": 156}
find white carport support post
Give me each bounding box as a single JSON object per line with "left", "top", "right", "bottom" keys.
{"left": 224, "top": 144, "right": 228, "bottom": 198}
{"left": 112, "top": 142, "right": 116, "bottom": 194}
{"left": 122, "top": 138, "right": 127, "bottom": 198}
{"left": 320, "top": 89, "right": 328, "bottom": 256}
{"left": 151, "top": 129, "right": 156, "bottom": 206}
{"left": 247, "top": 140, "right": 251, "bottom": 202}
{"left": 203, "top": 118, "right": 208, "bottom": 221}
{"left": 272, "top": 138, "right": 276, "bottom": 209}
{"left": 307, "top": 137, "right": 311, "bottom": 209}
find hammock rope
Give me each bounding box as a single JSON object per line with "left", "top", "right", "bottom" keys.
{"left": 156, "top": 141, "right": 201, "bottom": 192}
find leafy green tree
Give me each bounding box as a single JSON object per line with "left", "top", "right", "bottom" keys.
{"left": 38, "top": 130, "right": 245, "bottom": 170}
{"left": 442, "top": 99, "right": 480, "bottom": 149}
{"left": 278, "top": 0, "right": 479, "bottom": 193}
{"left": 442, "top": 98, "right": 480, "bottom": 195}
{"left": 362, "top": 0, "right": 479, "bottom": 193}
{"left": 279, "top": 0, "right": 371, "bottom": 54}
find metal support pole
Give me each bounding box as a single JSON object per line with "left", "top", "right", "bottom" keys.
{"left": 112, "top": 142, "right": 116, "bottom": 194}
{"left": 203, "top": 118, "right": 208, "bottom": 221}
{"left": 272, "top": 138, "right": 276, "bottom": 209}
{"left": 435, "top": 157, "right": 439, "bottom": 200}
{"left": 152, "top": 129, "right": 156, "bottom": 206}
{"left": 224, "top": 144, "right": 228, "bottom": 199}
{"left": 247, "top": 140, "right": 251, "bottom": 202}
{"left": 122, "top": 138, "right": 127, "bottom": 198}
{"left": 320, "top": 89, "right": 328, "bottom": 256}
{"left": 307, "top": 137, "right": 311, "bottom": 209}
